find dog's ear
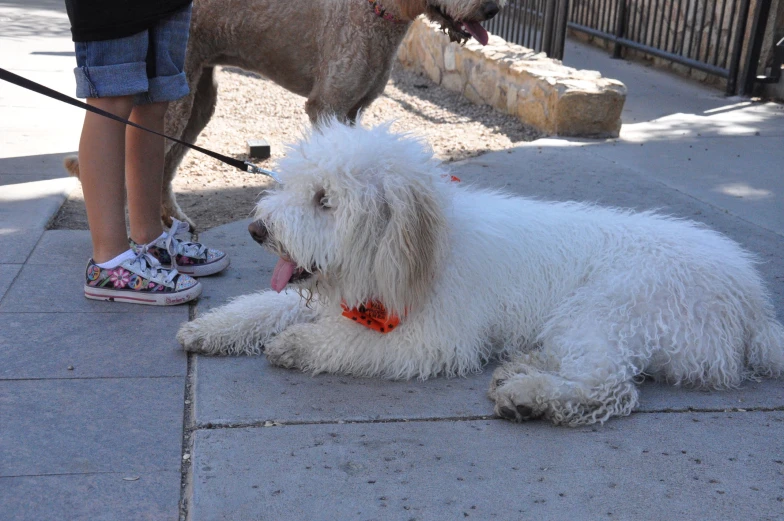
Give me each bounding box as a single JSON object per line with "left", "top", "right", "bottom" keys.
{"left": 374, "top": 177, "right": 446, "bottom": 315}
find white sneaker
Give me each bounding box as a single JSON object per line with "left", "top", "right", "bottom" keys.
{"left": 131, "top": 219, "right": 230, "bottom": 277}
{"left": 84, "top": 249, "right": 202, "bottom": 306}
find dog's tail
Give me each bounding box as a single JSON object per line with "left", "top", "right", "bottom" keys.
{"left": 63, "top": 155, "right": 80, "bottom": 179}
{"left": 746, "top": 317, "right": 784, "bottom": 378}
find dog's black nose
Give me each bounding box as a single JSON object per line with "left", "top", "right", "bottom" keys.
{"left": 481, "top": 1, "right": 500, "bottom": 19}
{"left": 248, "top": 220, "right": 268, "bottom": 245}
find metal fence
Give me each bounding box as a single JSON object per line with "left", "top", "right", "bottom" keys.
{"left": 566, "top": 0, "right": 754, "bottom": 94}
{"left": 485, "top": 1, "right": 774, "bottom": 95}
{"left": 484, "top": 0, "right": 571, "bottom": 59}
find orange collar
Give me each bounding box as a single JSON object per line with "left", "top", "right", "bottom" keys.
{"left": 342, "top": 301, "right": 401, "bottom": 333}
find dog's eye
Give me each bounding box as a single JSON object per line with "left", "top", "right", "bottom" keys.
{"left": 315, "top": 188, "right": 332, "bottom": 209}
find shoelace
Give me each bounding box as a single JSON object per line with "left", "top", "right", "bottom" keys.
{"left": 130, "top": 243, "right": 178, "bottom": 286}
{"left": 165, "top": 218, "right": 208, "bottom": 270}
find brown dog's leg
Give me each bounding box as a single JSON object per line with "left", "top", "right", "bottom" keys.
{"left": 161, "top": 66, "right": 218, "bottom": 229}
{"left": 346, "top": 99, "right": 367, "bottom": 124}
{"left": 305, "top": 75, "right": 369, "bottom": 125}
{"left": 346, "top": 86, "right": 386, "bottom": 124}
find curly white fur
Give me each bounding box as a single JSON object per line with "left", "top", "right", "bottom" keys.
{"left": 178, "top": 120, "right": 784, "bottom": 426}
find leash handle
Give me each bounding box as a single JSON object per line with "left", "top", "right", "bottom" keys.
{"left": 0, "top": 67, "right": 279, "bottom": 181}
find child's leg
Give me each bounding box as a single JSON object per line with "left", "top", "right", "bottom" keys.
{"left": 126, "top": 101, "right": 168, "bottom": 245}
{"left": 78, "top": 96, "right": 135, "bottom": 263}
{"left": 74, "top": 26, "right": 202, "bottom": 305}
{"left": 125, "top": 97, "right": 229, "bottom": 278}
{"left": 126, "top": 4, "right": 190, "bottom": 248}
{"left": 124, "top": 4, "right": 229, "bottom": 278}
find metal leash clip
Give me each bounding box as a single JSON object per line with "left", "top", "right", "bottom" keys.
{"left": 245, "top": 161, "right": 281, "bottom": 182}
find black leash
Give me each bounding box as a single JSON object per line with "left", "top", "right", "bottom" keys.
{"left": 0, "top": 67, "right": 279, "bottom": 181}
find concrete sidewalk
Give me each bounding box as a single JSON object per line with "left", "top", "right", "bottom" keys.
{"left": 1, "top": 2, "right": 783, "bottom": 518}
{"left": 1, "top": 2, "right": 189, "bottom": 519}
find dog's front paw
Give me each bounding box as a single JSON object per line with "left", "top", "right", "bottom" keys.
{"left": 264, "top": 330, "right": 308, "bottom": 370}
{"left": 177, "top": 321, "right": 212, "bottom": 354}
{"left": 177, "top": 320, "right": 261, "bottom": 356}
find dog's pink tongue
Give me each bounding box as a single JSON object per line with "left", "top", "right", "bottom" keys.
{"left": 271, "top": 258, "right": 296, "bottom": 293}
{"left": 463, "top": 21, "right": 489, "bottom": 45}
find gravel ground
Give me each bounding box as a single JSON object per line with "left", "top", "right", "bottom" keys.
{"left": 51, "top": 64, "right": 540, "bottom": 232}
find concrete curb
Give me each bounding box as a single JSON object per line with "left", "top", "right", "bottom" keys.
{"left": 0, "top": 177, "right": 77, "bottom": 264}
{"left": 0, "top": 177, "right": 77, "bottom": 231}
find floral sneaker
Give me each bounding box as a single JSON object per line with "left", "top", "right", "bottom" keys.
{"left": 84, "top": 249, "right": 202, "bottom": 306}
{"left": 131, "top": 219, "right": 230, "bottom": 277}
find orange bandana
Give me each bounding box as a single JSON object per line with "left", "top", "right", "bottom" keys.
{"left": 342, "top": 301, "right": 401, "bottom": 333}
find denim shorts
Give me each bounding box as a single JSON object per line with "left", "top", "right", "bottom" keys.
{"left": 73, "top": 5, "right": 192, "bottom": 104}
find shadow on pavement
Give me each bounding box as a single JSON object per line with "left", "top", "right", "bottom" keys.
{"left": 0, "top": 152, "right": 74, "bottom": 186}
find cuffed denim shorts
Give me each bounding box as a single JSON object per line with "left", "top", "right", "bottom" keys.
{"left": 73, "top": 5, "right": 192, "bottom": 104}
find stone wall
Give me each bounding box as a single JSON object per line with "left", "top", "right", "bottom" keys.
{"left": 397, "top": 18, "right": 627, "bottom": 138}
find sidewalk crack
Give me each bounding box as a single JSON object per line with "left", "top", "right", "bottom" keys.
{"left": 178, "top": 302, "right": 197, "bottom": 521}
{"left": 189, "top": 406, "right": 784, "bottom": 432}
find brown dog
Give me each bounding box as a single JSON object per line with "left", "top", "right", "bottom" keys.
{"left": 64, "top": 0, "right": 503, "bottom": 229}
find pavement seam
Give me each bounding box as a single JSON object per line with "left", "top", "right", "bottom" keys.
{"left": 178, "top": 301, "right": 198, "bottom": 521}
{"left": 190, "top": 415, "right": 496, "bottom": 432}
{"left": 0, "top": 310, "right": 186, "bottom": 313}
{"left": 0, "top": 375, "right": 184, "bottom": 381}
{"left": 0, "top": 230, "right": 46, "bottom": 308}
{"left": 0, "top": 311, "right": 190, "bottom": 314}
{"left": 189, "top": 406, "right": 784, "bottom": 431}
{"left": 0, "top": 263, "right": 24, "bottom": 308}
{"left": 637, "top": 405, "right": 784, "bottom": 413}
{"left": 0, "top": 470, "right": 174, "bottom": 479}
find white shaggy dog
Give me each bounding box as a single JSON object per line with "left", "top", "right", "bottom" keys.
{"left": 178, "top": 121, "right": 784, "bottom": 426}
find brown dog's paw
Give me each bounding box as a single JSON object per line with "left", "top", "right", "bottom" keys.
{"left": 63, "top": 155, "right": 80, "bottom": 179}
{"left": 161, "top": 200, "right": 196, "bottom": 232}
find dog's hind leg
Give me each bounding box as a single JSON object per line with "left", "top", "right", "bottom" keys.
{"left": 305, "top": 95, "right": 355, "bottom": 125}
{"left": 489, "top": 294, "right": 645, "bottom": 426}
{"left": 305, "top": 72, "right": 382, "bottom": 125}
{"left": 489, "top": 353, "right": 640, "bottom": 426}
{"left": 177, "top": 290, "right": 319, "bottom": 356}
{"left": 345, "top": 81, "right": 388, "bottom": 123}
{"left": 161, "top": 66, "right": 218, "bottom": 229}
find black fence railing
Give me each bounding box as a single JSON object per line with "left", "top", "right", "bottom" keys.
{"left": 566, "top": 0, "right": 753, "bottom": 94}
{"left": 484, "top": 0, "right": 571, "bottom": 59}
{"left": 741, "top": 0, "right": 779, "bottom": 94}
{"left": 486, "top": 1, "right": 772, "bottom": 96}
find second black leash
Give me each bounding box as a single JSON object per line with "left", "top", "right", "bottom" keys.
{"left": 0, "top": 67, "right": 280, "bottom": 182}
